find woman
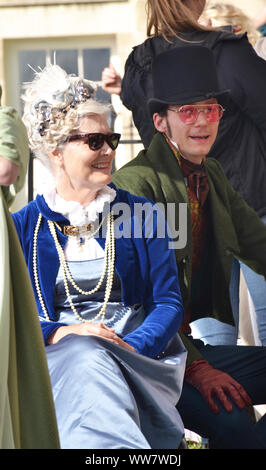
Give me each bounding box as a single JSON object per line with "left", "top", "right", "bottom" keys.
{"left": 12, "top": 63, "right": 186, "bottom": 449}
{"left": 0, "top": 101, "right": 59, "bottom": 448}
{"left": 103, "top": 0, "right": 266, "bottom": 347}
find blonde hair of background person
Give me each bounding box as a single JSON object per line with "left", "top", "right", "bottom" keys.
{"left": 200, "top": 2, "right": 261, "bottom": 46}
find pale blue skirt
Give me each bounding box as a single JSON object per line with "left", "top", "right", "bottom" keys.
{"left": 45, "top": 259, "right": 186, "bottom": 449}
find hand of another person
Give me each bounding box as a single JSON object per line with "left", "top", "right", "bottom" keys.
{"left": 47, "top": 322, "right": 136, "bottom": 352}
{"left": 185, "top": 360, "right": 252, "bottom": 414}
{"left": 0, "top": 156, "right": 20, "bottom": 185}
{"left": 101, "top": 63, "right": 122, "bottom": 96}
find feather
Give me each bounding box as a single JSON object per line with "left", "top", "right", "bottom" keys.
{"left": 31, "top": 63, "right": 72, "bottom": 107}
{"left": 22, "top": 62, "right": 97, "bottom": 109}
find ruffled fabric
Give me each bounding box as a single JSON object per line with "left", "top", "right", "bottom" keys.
{"left": 43, "top": 185, "right": 116, "bottom": 225}
{"left": 43, "top": 185, "right": 116, "bottom": 261}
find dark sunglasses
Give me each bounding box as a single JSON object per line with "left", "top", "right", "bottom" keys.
{"left": 68, "top": 132, "right": 121, "bottom": 150}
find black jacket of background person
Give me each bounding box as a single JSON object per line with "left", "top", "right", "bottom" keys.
{"left": 121, "top": 30, "right": 266, "bottom": 217}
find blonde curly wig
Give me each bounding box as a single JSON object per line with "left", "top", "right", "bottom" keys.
{"left": 21, "top": 63, "right": 111, "bottom": 172}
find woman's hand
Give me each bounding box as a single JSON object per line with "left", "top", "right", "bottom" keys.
{"left": 47, "top": 322, "right": 135, "bottom": 352}
{"left": 101, "top": 63, "right": 122, "bottom": 96}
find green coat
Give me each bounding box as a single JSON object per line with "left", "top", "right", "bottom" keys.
{"left": 113, "top": 133, "right": 266, "bottom": 364}
{"left": 0, "top": 103, "right": 60, "bottom": 448}
{"left": 0, "top": 190, "right": 60, "bottom": 448}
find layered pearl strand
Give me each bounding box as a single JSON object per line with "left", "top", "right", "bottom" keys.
{"left": 33, "top": 212, "right": 115, "bottom": 324}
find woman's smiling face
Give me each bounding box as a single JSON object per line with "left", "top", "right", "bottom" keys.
{"left": 58, "top": 113, "right": 115, "bottom": 194}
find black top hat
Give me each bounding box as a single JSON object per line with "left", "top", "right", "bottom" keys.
{"left": 148, "top": 46, "right": 230, "bottom": 115}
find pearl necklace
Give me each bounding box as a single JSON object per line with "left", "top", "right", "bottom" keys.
{"left": 33, "top": 212, "right": 115, "bottom": 324}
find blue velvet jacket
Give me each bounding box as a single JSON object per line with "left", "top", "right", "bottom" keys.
{"left": 12, "top": 184, "right": 184, "bottom": 358}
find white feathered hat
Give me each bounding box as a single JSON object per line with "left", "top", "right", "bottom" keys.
{"left": 22, "top": 63, "right": 97, "bottom": 139}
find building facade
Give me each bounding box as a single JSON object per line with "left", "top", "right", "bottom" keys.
{"left": 0, "top": 0, "right": 264, "bottom": 208}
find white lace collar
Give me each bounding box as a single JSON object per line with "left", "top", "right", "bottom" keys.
{"left": 43, "top": 185, "right": 116, "bottom": 226}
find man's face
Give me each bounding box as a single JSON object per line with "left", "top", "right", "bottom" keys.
{"left": 153, "top": 98, "right": 220, "bottom": 164}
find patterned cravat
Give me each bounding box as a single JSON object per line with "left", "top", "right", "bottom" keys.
{"left": 165, "top": 134, "right": 209, "bottom": 206}
{"left": 180, "top": 155, "right": 209, "bottom": 207}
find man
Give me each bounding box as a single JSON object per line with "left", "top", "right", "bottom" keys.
{"left": 112, "top": 46, "right": 266, "bottom": 448}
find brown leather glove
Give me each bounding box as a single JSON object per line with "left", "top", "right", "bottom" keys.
{"left": 185, "top": 360, "right": 252, "bottom": 414}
